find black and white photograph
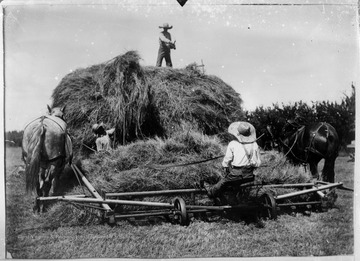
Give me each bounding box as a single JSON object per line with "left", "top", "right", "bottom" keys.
{"left": 3, "top": 0, "right": 358, "bottom": 259}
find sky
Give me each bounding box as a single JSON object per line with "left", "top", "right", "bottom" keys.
{"left": 2, "top": 0, "right": 359, "bottom": 131}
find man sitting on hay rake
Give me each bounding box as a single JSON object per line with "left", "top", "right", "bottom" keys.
{"left": 203, "top": 121, "right": 261, "bottom": 201}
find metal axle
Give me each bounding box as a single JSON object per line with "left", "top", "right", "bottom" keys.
{"left": 58, "top": 196, "right": 174, "bottom": 208}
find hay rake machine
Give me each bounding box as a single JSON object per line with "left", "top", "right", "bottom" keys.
{"left": 37, "top": 164, "right": 353, "bottom": 226}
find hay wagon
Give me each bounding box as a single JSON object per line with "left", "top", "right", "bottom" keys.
{"left": 37, "top": 164, "right": 352, "bottom": 226}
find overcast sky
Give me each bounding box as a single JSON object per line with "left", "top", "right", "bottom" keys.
{"left": 3, "top": 0, "right": 359, "bottom": 131}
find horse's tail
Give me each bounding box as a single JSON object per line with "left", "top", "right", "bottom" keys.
{"left": 25, "top": 124, "right": 46, "bottom": 193}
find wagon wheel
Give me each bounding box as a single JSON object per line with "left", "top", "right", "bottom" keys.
{"left": 259, "top": 192, "right": 277, "bottom": 220}
{"left": 173, "top": 197, "right": 189, "bottom": 226}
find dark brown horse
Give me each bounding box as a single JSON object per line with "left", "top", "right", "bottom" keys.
{"left": 22, "top": 105, "right": 72, "bottom": 212}
{"left": 267, "top": 121, "right": 340, "bottom": 183}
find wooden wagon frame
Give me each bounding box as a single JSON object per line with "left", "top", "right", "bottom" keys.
{"left": 37, "top": 164, "right": 353, "bottom": 226}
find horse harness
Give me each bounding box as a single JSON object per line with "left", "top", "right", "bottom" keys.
{"left": 26, "top": 115, "right": 72, "bottom": 162}
{"left": 281, "top": 122, "right": 329, "bottom": 165}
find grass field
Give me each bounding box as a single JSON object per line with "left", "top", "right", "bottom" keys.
{"left": 5, "top": 147, "right": 354, "bottom": 258}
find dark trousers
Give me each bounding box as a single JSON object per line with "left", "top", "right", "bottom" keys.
{"left": 156, "top": 47, "right": 172, "bottom": 67}
{"left": 208, "top": 166, "right": 255, "bottom": 198}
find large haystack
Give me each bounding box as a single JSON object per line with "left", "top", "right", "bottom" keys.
{"left": 46, "top": 51, "right": 312, "bottom": 227}
{"left": 42, "top": 133, "right": 311, "bottom": 227}
{"left": 52, "top": 51, "right": 243, "bottom": 152}
{"left": 80, "top": 133, "right": 311, "bottom": 194}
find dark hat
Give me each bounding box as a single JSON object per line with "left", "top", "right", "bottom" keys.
{"left": 228, "top": 121, "right": 257, "bottom": 143}
{"left": 92, "top": 123, "right": 106, "bottom": 136}
{"left": 159, "top": 23, "right": 173, "bottom": 29}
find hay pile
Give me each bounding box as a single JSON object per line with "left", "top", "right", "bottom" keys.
{"left": 143, "top": 65, "right": 243, "bottom": 136}
{"left": 82, "top": 130, "right": 224, "bottom": 193}
{"left": 80, "top": 139, "right": 311, "bottom": 194}
{"left": 52, "top": 51, "right": 150, "bottom": 151}
{"left": 52, "top": 51, "right": 243, "bottom": 151}
{"left": 255, "top": 151, "right": 311, "bottom": 184}
{"left": 47, "top": 51, "right": 312, "bottom": 227}
{"left": 43, "top": 132, "right": 312, "bottom": 226}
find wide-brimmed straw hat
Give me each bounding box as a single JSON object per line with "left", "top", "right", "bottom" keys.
{"left": 228, "top": 121, "right": 257, "bottom": 143}
{"left": 159, "top": 23, "right": 173, "bottom": 29}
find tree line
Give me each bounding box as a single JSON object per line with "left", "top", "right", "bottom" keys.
{"left": 245, "top": 84, "right": 355, "bottom": 149}
{"left": 5, "top": 130, "right": 23, "bottom": 147}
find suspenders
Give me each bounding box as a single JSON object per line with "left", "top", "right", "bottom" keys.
{"left": 241, "top": 142, "right": 254, "bottom": 165}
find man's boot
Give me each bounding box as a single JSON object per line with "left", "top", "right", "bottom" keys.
{"left": 203, "top": 182, "right": 214, "bottom": 199}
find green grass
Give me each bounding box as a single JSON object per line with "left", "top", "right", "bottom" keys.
{"left": 5, "top": 147, "right": 354, "bottom": 258}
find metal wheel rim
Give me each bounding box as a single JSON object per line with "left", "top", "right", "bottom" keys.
{"left": 260, "top": 192, "right": 277, "bottom": 220}
{"left": 173, "top": 197, "right": 188, "bottom": 226}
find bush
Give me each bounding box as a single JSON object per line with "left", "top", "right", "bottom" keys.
{"left": 246, "top": 84, "right": 355, "bottom": 149}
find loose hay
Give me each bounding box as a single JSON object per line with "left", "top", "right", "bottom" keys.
{"left": 52, "top": 51, "right": 243, "bottom": 152}
{"left": 48, "top": 51, "right": 311, "bottom": 226}
{"left": 44, "top": 201, "right": 103, "bottom": 227}
{"left": 82, "top": 131, "right": 224, "bottom": 193}
{"left": 255, "top": 150, "right": 312, "bottom": 184}
{"left": 52, "top": 51, "right": 150, "bottom": 152}
{"left": 46, "top": 132, "right": 313, "bottom": 226}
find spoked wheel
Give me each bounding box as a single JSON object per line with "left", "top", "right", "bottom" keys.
{"left": 173, "top": 197, "right": 189, "bottom": 226}
{"left": 259, "top": 192, "right": 277, "bottom": 220}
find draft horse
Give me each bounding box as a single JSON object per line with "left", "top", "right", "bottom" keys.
{"left": 267, "top": 121, "right": 340, "bottom": 183}
{"left": 22, "top": 105, "right": 73, "bottom": 212}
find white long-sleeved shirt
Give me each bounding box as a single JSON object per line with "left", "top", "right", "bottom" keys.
{"left": 222, "top": 140, "right": 261, "bottom": 168}
{"left": 159, "top": 31, "right": 172, "bottom": 45}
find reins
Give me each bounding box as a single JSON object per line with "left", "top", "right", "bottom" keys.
{"left": 145, "top": 133, "right": 266, "bottom": 170}
{"left": 278, "top": 131, "right": 305, "bottom": 163}
{"left": 144, "top": 155, "right": 224, "bottom": 170}
{"left": 276, "top": 123, "right": 328, "bottom": 166}
{"left": 75, "top": 131, "right": 270, "bottom": 171}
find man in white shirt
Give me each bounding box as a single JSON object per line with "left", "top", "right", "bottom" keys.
{"left": 204, "top": 121, "right": 261, "bottom": 198}
{"left": 156, "top": 23, "right": 176, "bottom": 67}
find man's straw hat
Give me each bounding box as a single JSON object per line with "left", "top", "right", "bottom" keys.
{"left": 159, "top": 23, "right": 173, "bottom": 29}
{"left": 228, "top": 121, "right": 257, "bottom": 143}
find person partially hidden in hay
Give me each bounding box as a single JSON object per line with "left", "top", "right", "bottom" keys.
{"left": 156, "top": 23, "right": 176, "bottom": 67}
{"left": 203, "top": 121, "right": 261, "bottom": 199}
{"left": 92, "top": 123, "right": 115, "bottom": 152}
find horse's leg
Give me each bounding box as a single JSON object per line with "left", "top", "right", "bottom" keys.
{"left": 33, "top": 167, "right": 46, "bottom": 213}
{"left": 52, "top": 162, "right": 65, "bottom": 196}
{"left": 322, "top": 157, "right": 336, "bottom": 183}
{"left": 309, "top": 160, "right": 320, "bottom": 181}
{"left": 34, "top": 183, "right": 41, "bottom": 213}
{"left": 39, "top": 165, "right": 55, "bottom": 212}
{"left": 52, "top": 175, "right": 59, "bottom": 196}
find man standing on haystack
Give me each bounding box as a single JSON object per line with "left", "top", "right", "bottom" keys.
{"left": 156, "top": 23, "right": 176, "bottom": 67}
{"left": 203, "top": 121, "right": 261, "bottom": 199}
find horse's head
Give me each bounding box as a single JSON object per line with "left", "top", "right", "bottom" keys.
{"left": 47, "top": 105, "right": 66, "bottom": 120}
{"left": 281, "top": 117, "right": 305, "bottom": 141}
{"left": 282, "top": 113, "right": 306, "bottom": 134}
{"left": 282, "top": 120, "right": 297, "bottom": 136}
